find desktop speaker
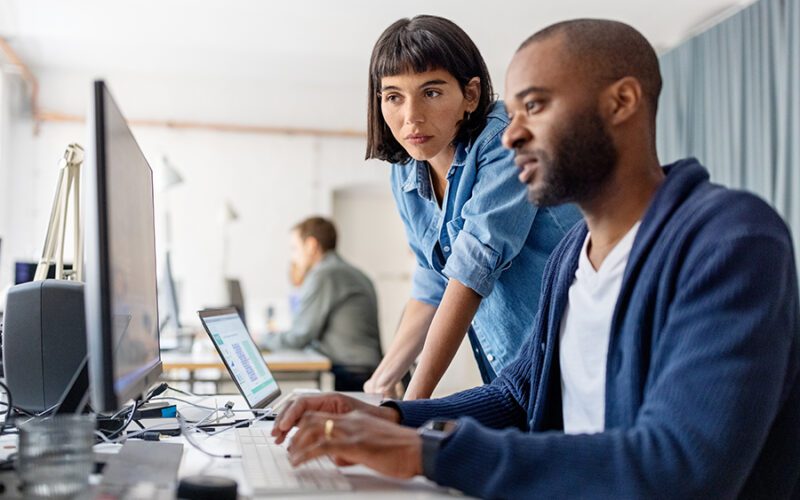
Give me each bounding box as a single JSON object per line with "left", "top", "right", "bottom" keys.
{"left": 2, "top": 280, "right": 87, "bottom": 413}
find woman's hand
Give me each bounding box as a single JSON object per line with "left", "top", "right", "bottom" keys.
{"left": 271, "top": 393, "right": 400, "bottom": 445}
{"left": 363, "top": 371, "right": 403, "bottom": 399}
{"left": 364, "top": 299, "right": 437, "bottom": 397}
{"left": 287, "top": 410, "right": 422, "bottom": 479}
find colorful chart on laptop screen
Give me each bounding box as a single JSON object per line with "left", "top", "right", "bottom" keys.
{"left": 202, "top": 311, "right": 278, "bottom": 406}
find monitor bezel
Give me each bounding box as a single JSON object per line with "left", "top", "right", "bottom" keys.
{"left": 86, "top": 80, "right": 163, "bottom": 413}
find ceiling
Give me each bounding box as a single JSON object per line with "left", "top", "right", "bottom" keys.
{"left": 0, "top": 0, "right": 757, "bottom": 126}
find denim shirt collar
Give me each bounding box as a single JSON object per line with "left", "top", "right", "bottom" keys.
{"left": 401, "top": 141, "right": 470, "bottom": 201}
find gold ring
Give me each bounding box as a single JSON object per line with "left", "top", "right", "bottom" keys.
{"left": 324, "top": 419, "right": 334, "bottom": 441}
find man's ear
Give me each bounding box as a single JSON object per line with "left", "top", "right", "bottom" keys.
{"left": 464, "top": 77, "right": 481, "bottom": 113}
{"left": 602, "top": 76, "right": 643, "bottom": 126}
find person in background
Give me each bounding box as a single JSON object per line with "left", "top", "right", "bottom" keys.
{"left": 260, "top": 216, "right": 382, "bottom": 391}
{"left": 271, "top": 19, "right": 800, "bottom": 498}
{"left": 363, "top": 15, "right": 582, "bottom": 399}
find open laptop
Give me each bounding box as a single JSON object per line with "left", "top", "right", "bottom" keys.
{"left": 198, "top": 307, "right": 281, "bottom": 410}
{"left": 198, "top": 307, "right": 350, "bottom": 493}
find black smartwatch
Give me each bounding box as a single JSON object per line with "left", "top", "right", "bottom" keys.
{"left": 418, "top": 419, "right": 459, "bottom": 480}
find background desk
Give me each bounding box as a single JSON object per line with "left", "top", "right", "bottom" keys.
{"left": 161, "top": 349, "right": 332, "bottom": 392}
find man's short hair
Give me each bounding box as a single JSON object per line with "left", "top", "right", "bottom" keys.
{"left": 520, "top": 19, "right": 663, "bottom": 118}
{"left": 293, "top": 216, "right": 337, "bottom": 252}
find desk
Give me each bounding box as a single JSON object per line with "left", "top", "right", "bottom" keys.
{"left": 0, "top": 393, "right": 463, "bottom": 499}
{"left": 175, "top": 393, "right": 459, "bottom": 498}
{"left": 161, "top": 349, "right": 332, "bottom": 391}
{"left": 177, "top": 423, "right": 458, "bottom": 499}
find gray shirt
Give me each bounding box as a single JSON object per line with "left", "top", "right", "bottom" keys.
{"left": 261, "top": 252, "right": 382, "bottom": 367}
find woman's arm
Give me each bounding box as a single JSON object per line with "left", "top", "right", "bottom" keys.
{"left": 364, "top": 299, "right": 437, "bottom": 397}
{"left": 403, "top": 279, "right": 481, "bottom": 400}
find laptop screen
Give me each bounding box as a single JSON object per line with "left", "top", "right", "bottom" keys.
{"left": 199, "top": 308, "right": 280, "bottom": 408}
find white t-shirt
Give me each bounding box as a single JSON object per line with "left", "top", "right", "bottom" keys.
{"left": 559, "top": 222, "right": 641, "bottom": 434}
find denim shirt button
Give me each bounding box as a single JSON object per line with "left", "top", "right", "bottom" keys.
{"left": 443, "top": 246, "right": 451, "bottom": 253}
{"left": 486, "top": 354, "right": 495, "bottom": 362}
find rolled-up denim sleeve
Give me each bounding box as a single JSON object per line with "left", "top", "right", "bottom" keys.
{"left": 411, "top": 264, "right": 446, "bottom": 307}
{"left": 390, "top": 165, "right": 446, "bottom": 307}
{"left": 443, "top": 131, "right": 537, "bottom": 297}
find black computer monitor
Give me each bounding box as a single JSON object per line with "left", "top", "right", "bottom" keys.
{"left": 84, "top": 80, "right": 163, "bottom": 413}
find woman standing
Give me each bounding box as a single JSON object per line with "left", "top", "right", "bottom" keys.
{"left": 363, "top": 15, "right": 581, "bottom": 399}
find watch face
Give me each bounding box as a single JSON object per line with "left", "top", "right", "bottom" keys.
{"left": 423, "top": 419, "right": 459, "bottom": 435}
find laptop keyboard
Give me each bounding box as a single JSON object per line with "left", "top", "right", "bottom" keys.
{"left": 236, "top": 428, "right": 351, "bottom": 494}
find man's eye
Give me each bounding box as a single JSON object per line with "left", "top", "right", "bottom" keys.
{"left": 525, "top": 100, "right": 543, "bottom": 114}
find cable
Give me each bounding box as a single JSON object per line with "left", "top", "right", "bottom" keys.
{"left": 149, "top": 396, "right": 273, "bottom": 414}
{"left": 93, "top": 420, "right": 184, "bottom": 445}
{"left": 176, "top": 413, "right": 240, "bottom": 459}
{"left": 144, "top": 383, "right": 169, "bottom": 401}
{"left": 164, "top": 384, "right": 198, "bottom": 397}
{"left": 104, "top": 399, "right": 139, "bottom": 440}
{"left": 148, "top": 396, "right": 218, "bottom": 412}
{"left": 0, "top": 380, "right": 13, "bottom": 437}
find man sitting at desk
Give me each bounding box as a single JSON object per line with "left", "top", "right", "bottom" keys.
{"left": 261, "top": 216, "right": 382, "bottom": 391}
{"left": 270, "top": 19, "right": 800, "bottom": 498}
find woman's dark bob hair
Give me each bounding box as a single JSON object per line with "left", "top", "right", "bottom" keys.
{"left": 365, "top": 15, "right": 495, "bottom": 164}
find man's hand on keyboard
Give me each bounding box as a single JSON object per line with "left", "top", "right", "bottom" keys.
{"left": 272, "top": 393, "right": 400, "bottom": 445}
{"left": 286, "top": 410, "right": 422, "bottom": 479}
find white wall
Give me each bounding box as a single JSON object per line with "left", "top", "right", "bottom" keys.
{"left": 1, "top": 70, "right": 387, "bottom": 329}
{"left": 1, "top": 68, "right": 484, "bottom": 396}
{"left": 0, "top": 70, "right": 7, "bottom": 289}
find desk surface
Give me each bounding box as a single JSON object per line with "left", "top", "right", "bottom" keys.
{"left": 162, "top": 349, "right": 331, "bottom": 372}
{"left": 173, "top": 394, "right": 458, "bottom": 499}
{"left": 174, "top": 421, "right": 457, "bottom": 499}
{"left": 0, "top": 392, "right": 461, "bottom": 499}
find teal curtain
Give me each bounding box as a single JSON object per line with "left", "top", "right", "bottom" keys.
{"left": 657, "top": 0, "right": 800, "bottom": 267}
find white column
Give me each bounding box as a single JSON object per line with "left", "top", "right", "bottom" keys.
{"left": 0, "top": 69, "right": 9, "bottom": 292}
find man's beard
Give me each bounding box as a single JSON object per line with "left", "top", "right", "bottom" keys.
{"left": 527, "top": 107, "right": 618, "bottom": 207}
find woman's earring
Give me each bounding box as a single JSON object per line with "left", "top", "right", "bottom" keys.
{"left": 465, "top": 111, "right": 471, "bottom": 122}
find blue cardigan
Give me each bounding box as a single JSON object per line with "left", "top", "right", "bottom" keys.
{"left": 395, "top": 158, "right": 800, "bottom": 498}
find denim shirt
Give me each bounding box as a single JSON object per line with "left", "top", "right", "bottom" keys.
{"left": 390, "top": 101, "right": 583, "bottom": 375}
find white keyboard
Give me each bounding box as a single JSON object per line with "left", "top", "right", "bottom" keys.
{"left": 236, "top": 428, "right": 351, "bottom": 494}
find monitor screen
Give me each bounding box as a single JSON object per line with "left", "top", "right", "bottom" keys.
{"left": 85, "top": 80, "right": 162, "bottom": 412}
{"left": 200, "top": 308, "right": 279, "bottom": 408}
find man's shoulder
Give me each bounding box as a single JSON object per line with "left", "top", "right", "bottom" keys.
{"left": 681, "top": 181, "right": 791, "bottom": 245}
{"left": 315, "top": 255, "right": 373, "bottom": 283}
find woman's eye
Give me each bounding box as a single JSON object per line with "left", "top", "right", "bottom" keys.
{"left": 383, "top": 94, "right": 400, "bottom": 103}
{"left": 424, "top": 89, "right": 441, "bottom": 98}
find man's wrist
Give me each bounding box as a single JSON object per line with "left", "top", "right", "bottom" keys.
{"left": 378, "top": 400, "right": 403, "bottom": 424}
{"left": 417, "top": 419, "right": 459, "bottom": 480}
